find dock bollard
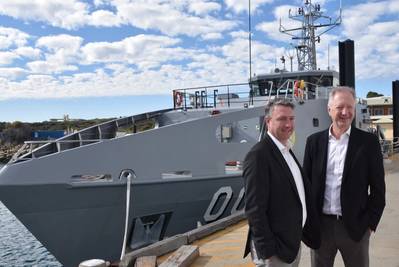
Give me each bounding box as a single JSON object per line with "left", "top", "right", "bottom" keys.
{"left": 79, "top": 259, "right": 109, "bottom": 267}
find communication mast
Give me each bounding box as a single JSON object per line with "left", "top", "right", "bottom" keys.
{"left": 279, "top": 0, "right": 342, "bottom": 71}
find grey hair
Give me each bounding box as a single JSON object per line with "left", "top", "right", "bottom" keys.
{"left": 265, "top": 98, "right": 295, "bottom": 118}
{"left": 328, "top": 86, "right": 356, "bottom": 106}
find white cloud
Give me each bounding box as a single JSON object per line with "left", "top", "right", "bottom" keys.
{"left": 0, "top": 34, "right": 257, "bottom": 99}
{"left": 0, "top": 0, "right": 89, "bottom": 30}
{"left": 388, "top": 0, "right": 399, "bottom": 12}
{"left": 116, "top": 1, "right": 236, "bottom": 37}
{"left": 341, "top": 0, "right": 399, "bottom": 80}
{"left": 230, "top": 31, "right": 248, "bottom": 39}
{"left": 89, "top": 10, "right": 123, "bottom": 27}
{"left": 188, "top": 1, "right": 221, "bottom": 16}
{"left": 36, "top": 34, "right": 83, "bottom": 53}
{"left": 27, "top": 60, "right": 78, "bottom": 74}
{"left": 225, "top": 0, "right": 274, "bottom": 14}
{"left": 14, "top": 46, "right": 41, "bottom": 59}
{"left": 81, "top": 41, "right": 125, "bottom": 63}
{"left": 201, "top": 32, "right": 223, "bottom": 40}
{"left": 104, "top": 63, "right": 130, "bottom": 74}
{"left": 0, "top": 0, "right": 398, "bottom": 102}
{"left": 0, "top": 51, "right": 19, "bottom": 65}
{"left": 0, "top": 27, "right": 30, "bottom": 49}
{"left": 34, "top": 34, "right": 83, "bottom": 72}
{"left": 81, "top": 34, "right": 189, "bottom": 70}
{"left": 367, "top": 21, "right": 399, "bottom": 36}
{"left": 0, "top": 67, "right": 27, "bottom": 79}
{"left": 4, "top": 74, "right": 59, "bottom": 99}
{"left": 0, "top": 0, "right": 237, "bottom": 38}
{"left": 93, "top": 0, "right": 109, "bottom": 7}
{"left": 342, "top": 2, "right": 385, "bottom": 38}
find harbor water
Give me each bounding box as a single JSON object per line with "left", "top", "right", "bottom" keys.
{"left": 0, "top": 164, "right": 61, "bottom": 266}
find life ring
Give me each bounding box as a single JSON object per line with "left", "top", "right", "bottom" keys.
{"left": 175, "top": 91, "right": 183, "bottom": 107}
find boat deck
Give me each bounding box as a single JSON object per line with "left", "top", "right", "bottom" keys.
{"left": 177, "top": 155, "right": 399, "bottom": 266}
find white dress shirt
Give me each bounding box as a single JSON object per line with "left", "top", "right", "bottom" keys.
{"left": 323, "top": 126, "right": 351, "bottom": 216}
{"left": 268, "top": 132, "right": 307, "bottom": 227}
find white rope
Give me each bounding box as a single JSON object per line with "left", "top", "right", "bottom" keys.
{"left": 120, "top": 170, "right": 133, "bottom": 260}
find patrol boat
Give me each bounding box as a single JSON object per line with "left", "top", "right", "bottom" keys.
{"left": 0, "top": 2, "right": 371, "bottom": 266}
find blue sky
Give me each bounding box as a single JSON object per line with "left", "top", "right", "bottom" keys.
{"left": 0, "top": 0, "right": 398, "bottom": 122}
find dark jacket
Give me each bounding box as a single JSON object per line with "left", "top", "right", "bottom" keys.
{"left": 303, "top": 127, "right": 386, "bottom": 248}
{"left": 243, "top": 134, "right": 316, "bottom": 263}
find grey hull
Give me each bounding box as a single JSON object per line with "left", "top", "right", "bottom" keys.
{"left": 0, "top": 175, "right": 244, "bottom": 267}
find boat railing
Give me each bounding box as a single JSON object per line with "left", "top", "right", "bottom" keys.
{"left": 172, "top": 81, "right": 331, "bottom": 110}
{"left": 10, "top": 109, "right": 173, "bottom": 164}
{"left": 380, "top": 137, "right": 399, "bottom": 157}
{"left": 172, "top": 82, "right": 252, "bottom": 110}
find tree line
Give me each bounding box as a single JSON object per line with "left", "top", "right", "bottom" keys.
{"left": 0, "top": 119, "right": 113, "bottom": 145}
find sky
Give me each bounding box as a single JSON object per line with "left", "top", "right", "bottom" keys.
{"left": 0, "top": 0, "right": 398, "bottom": 122}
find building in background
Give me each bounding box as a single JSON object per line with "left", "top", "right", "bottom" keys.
{"left": 365, "top": 96, "right": 393, "bottom": 139}
{"left": 31, "top": 130, "right": 65, "bottom": 140}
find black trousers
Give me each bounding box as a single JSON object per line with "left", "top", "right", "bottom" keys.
{"left": 311, "top": 215, "right": 370, "bottom": 267}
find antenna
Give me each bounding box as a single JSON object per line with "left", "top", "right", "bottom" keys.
{"left": 280, "top": 56, "right": 286, "bottom": 70}
{"left": 285, "top": 44, "right": 295, "bottom": 72}
{"left": 248, "top": 0, "right": 252, "bottom": 80}
{"left": 328, "top": 43, "right": 330, "bottom": 70}
{"left": 279, "top": 0, "right": 342, "bottom": 71}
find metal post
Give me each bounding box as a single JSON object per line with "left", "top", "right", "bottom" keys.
{"left": 173, "top": 90, "right": 176, "bottom": 109}
{"left": 201, "top": 91, "right": 206, "bottom": 108}
{"left": 213, "top": 89, "right": 218, "bottom": 108}
{"left": 195, "top": 91, "right": 199, "bottom": 109}
{"left": 339, "top": 39, "right": 355, "bottom": 89}
{"left": 227, "top": 86, "right": 230, "bottom": 107}
{"left": 183, "top": 89, "right": 187, "bottom": 110}
{"left": 393, "top": 80, "right": 399, "bottom": 139}
{"left": 248, "top": 0, "right": 252, "bottom": 80}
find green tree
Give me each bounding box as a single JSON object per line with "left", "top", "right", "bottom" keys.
{"left": 366, "top": 91, "right": 383, "bottom": 98}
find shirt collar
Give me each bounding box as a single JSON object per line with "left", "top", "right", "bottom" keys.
{"left": 267, "top": 131, "right": 292, "bottom": 151}
{"left": 328, "top": 125, "right": 351, "bottom": 140}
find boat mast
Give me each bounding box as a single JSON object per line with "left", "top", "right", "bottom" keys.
{"left": 248, "top": 0, "right": 252, "bottom": 79}
{"left": 279, "top": 0, "right": 342, "bottom": 71}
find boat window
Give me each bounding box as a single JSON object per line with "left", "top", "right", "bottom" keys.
{"left": 320, "top": 76, "right": 332, "bottom": 86}
{"left": 71, "top": 174, "right": 112, "bottom": 183}
{"left": 161, "top": 170, "right": 192, "bottom": 179}
{"left": 217, "top": 93, "right": 239, "bottom": 100}
{"left": 313, "top": 118, "right": 319, "bottom": 127}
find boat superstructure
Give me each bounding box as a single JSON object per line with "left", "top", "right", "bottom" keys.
{"left": 0, "top": 2, "right": 372, "bottom": 266}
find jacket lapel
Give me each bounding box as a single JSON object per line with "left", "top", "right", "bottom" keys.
{"left": 291, "top": 149, "right": 310, "bottom": 191}
{"left": 320, "top": 130, "right": 329, "bottom": 181}
{"left": 342, "top": 127, "right": 360, "bottom": 183}
{"left": 264, "top": 135, "right": 300, "bottom": 199}
{"left": 318, "top": 129, "right": 330, "bottom": 210}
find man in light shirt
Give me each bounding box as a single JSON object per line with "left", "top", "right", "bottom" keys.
{"left": 243, "top": 99, "right": 316, "bottom": 267}
{"left": 303, "top": 86, "right": 386, "bottom": 267}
